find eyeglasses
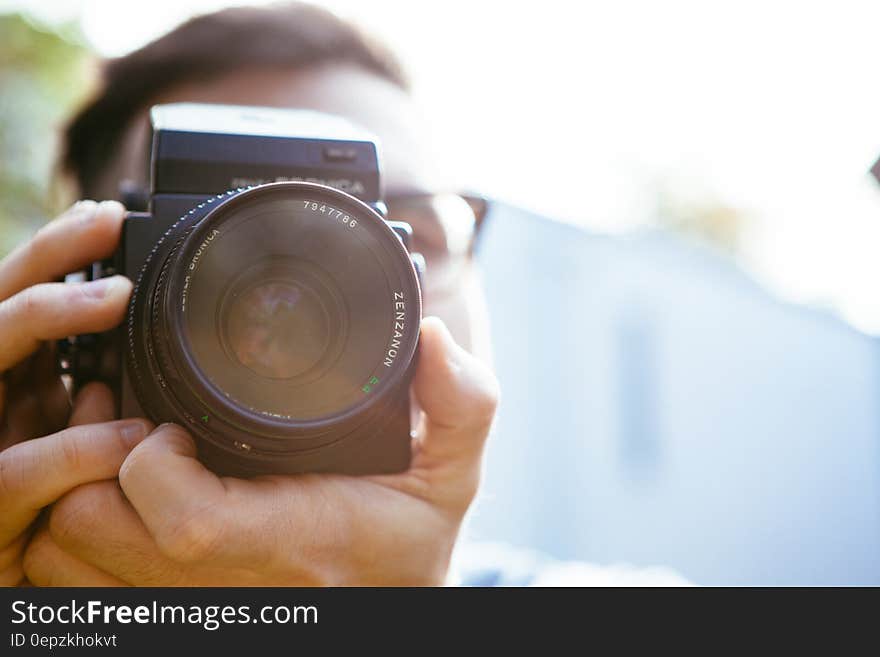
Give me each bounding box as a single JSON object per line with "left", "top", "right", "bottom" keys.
{"left": 384, "top": 192, "right": 489, "bottom": 298}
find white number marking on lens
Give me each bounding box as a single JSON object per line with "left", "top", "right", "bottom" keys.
{"left": 302, "top": 199, "right": 358, "bottom": 228}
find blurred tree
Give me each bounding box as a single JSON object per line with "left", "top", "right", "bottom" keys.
{"left": 0, "top": 12, "right": 93, "bottom": 256}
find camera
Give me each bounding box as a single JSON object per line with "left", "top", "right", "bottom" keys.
{"left": 59, "top": 103, "right": 423, "bottom": 476}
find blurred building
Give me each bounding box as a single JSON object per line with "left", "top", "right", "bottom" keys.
{"left": 469, "top": 205, "right": 880, "bottom": 585}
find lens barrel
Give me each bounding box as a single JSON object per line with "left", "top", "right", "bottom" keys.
{"left": 126, "top": 182, "right": 421, "bottom": 474}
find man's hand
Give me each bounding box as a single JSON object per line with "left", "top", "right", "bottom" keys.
{"left": 0, "top": 200, "right": 142, "bottom": 586}
{"left": 24, "top": 317, "right": 499, "bottom": 586}
{"left": 0, "top": 384, "right": 152, "bottom": 585}
{"left": 0, "top": 200, "right": 132, "bottom": 449}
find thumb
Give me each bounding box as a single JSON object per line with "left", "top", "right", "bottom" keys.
{"left": 412, "top": 317, "right": 499, "bottom": 467}
{"left": 119, "top": 424, "right": 230, "bottom": 563}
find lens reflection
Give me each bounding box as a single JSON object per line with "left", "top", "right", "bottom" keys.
{"left": 224, "top": 279, "right": 330, "bottom": 379}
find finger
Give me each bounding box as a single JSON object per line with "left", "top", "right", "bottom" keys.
{"left": 0, "top": 532, "right": 28, "bottom": 572}
{"left": 69, "top": 382, "right": 116, "bottom": 426}
{"left": 0, "top": 564, "right": 24, "bottom": 586}
{"left": 0, "top": 418, "right": 152, "bottom": 546}
{"left": 24, "top": 526, "right": 126, "bottom": 587}
{"left": 0, "top": 561, "right": 24, "bottom": 586}
{"left": 0, "top": 533, "right": 29, "bottom": 586}
{"left": 0, "top": 276, "right": 132, "bottom": 372}
{"left": 119, "top": 424, "right": 230, "bottom": 564}
{"left": 0, "top": 200, "right": 125, "bottom": 301}
{"left": 412, "top": 317, "right": 499, "bottom": 464}
{"left": 49, "top": 481, "right": 185, "bottom": 586}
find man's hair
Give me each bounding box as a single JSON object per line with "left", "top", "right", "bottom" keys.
{"left": 63, "top": 3, "right": 409, "bottom": 198}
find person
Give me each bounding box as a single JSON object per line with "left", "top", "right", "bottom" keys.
{"left": 0, "top": 3, "right": 498, "bottom": 586}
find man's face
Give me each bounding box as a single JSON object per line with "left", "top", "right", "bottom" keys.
{"left": 101, "top": 64, "right": 492, "bottom": 361}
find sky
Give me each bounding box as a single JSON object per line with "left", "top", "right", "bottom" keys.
{"left": 6, "top": 0, "right": 880, "bottom": 333}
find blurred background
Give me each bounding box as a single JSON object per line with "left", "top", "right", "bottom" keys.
{"left": 5, "top": 0, "right": 880, "bottom": 332}
{"left": 2, "top": 0, "right": 879, "bottom": 584}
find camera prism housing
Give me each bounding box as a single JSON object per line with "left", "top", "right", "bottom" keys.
{"left": 61, "top": 103, "right": 423, "bottom": 476}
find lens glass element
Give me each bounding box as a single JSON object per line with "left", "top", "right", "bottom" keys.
{"left": 170, "top": 185, "right": 418, "bottom": 423}
{"left": 223, "top": 265, "right": 338, "bottom": 380}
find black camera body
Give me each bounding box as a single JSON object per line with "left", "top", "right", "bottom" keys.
{"left": 61, "top": 104, "right": 423, "bottom": 477}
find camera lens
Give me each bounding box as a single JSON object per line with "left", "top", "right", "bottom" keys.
{"left": 219, "top": 259, "right": 346, "bottom": 381}
{"left": 224, "top": 277, "right": 331, "bottom": 380}
{"left": 127, "top": 182, "right": 421, "bottom": 468}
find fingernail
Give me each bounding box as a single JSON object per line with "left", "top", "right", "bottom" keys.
{"left": 425, "top": 316, "right": 457, "bottom": 350}
{"left": 81, "top": 277, "right": 114, "bottom": 299}
{"left": 155, "top": 422, "right": 185, "bottom": 436}
{"left": 97, "top": 199, "right": 124, "bottom": 215}
{"left": 81, "top": 276, "right": 127, "bottom": 300}
{"left": 151, "top": 423, "right": 195, "bottom": 450}
{"left": 71, "top": 200, "right": 98, "bottom": 223}
{"left": 120, "top": 421, "right": 148, "bottom": 447}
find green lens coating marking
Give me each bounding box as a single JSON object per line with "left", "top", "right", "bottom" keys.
{"left": 361, "top": 376, "right": 380, "bottom": 393}
{"left": 201, "top": 414, "right": 209, "bottom": 423}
